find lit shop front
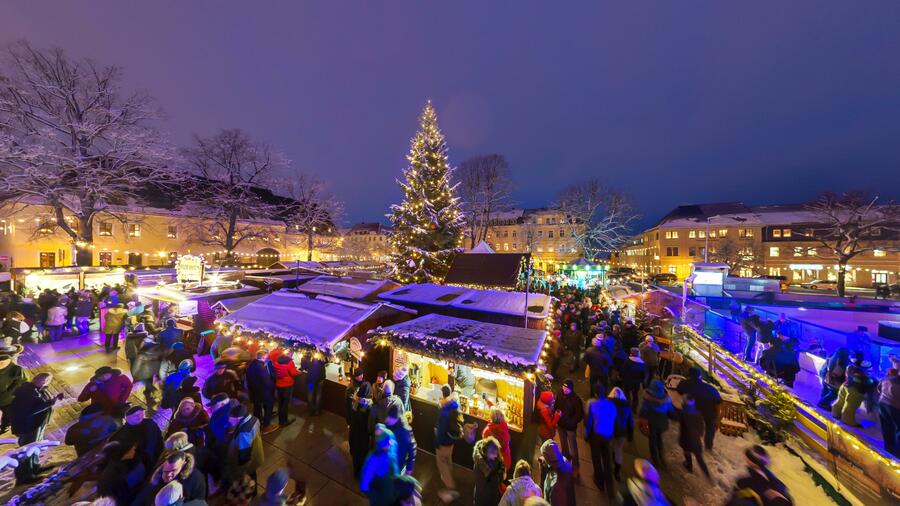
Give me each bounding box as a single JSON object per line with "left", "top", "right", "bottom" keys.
{"left": 371, "top": 313, "right": 551, "bottom": 467}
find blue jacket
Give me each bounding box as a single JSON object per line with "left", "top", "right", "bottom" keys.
{"left": 158, "top": 324, "right": 183, "bottom": 349}
{"left": 386, "top": 418, "right": 417, "bottom": 473}
{"left": 435, "top": 398, "right": 462, "bottom": 447}
{"left": 585, "top": 397, "right": 617, "bottom": 439}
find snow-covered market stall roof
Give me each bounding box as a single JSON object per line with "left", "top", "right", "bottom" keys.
{"left": 296, "top": 276, "right": 401, "bottom": 301}
{"left": 135, "top": 282, "right": 262, "bottom": 304}
{"left": 443, "top": 252, "right": 528, "bottom": 289}
{"left": 219, "top": 291, "right": 414, "bottom": 354}
{"left": 210, "top": 293, "right": 269, "bottom": 314}
{"left": 373, "top": 313, "right": 548, "bottom": 376}
{"left": 379, "top": 283, "right": 552, "bottom": 319}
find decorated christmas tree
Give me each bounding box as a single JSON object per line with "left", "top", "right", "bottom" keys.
{"left": 388, "top": 101, "right": 464, "bottom": 283}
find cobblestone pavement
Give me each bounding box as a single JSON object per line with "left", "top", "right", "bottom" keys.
{"left": 0, "top": 334, "right": 618, "bottom": 505}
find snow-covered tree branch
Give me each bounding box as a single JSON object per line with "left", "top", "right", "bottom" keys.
{"left": 456, "top": 154, "right": 515, "bottom": 249}
{"left": 282, "top": 172, "right": 343, "bottom": 261}
{"left": 555, "top": 179, "right": 638, "bottom": 259}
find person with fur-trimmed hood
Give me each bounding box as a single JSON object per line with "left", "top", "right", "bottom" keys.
{"left": 539, "top": 439, "right": 575, "bottom": 506}
{"left": 499, "top": 460, "right": 542, "bottom": 506}
{"left": 472, "top": 435, "right": 506, "bottom": 506}
{"left": 131, "top": 450, "right": 207, "bottom": 506}
{"left": 166, "top": 398, "right": 209, "bottom": 449}
{"left": 360, "top": 423, "right": 399, "bottom": 506}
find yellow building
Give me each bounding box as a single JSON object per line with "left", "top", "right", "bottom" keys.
{"left": 477, "top": 208, "right": 584, "bottom": 273}
{"left": 613, "top": 203, "right": 900, "bottom": 287}
{"left": 338, "top": 223, "right": 393, "bottom": 262}
{"left": 0, "top": 201, "right": 340, "bottom": 270}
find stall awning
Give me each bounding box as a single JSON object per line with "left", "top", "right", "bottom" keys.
{"left": 377, "top": 313, "right": 548, "bottom": 375}
{"left": 220, "top": 291, "right": 411, "bottom": 352}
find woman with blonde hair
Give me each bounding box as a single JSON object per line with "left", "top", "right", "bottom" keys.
{"left": 500, "top": 460, "right": 542, "bottom": 506}
{"left": 608, "top": 386, "right": 634, "bottom": 482}
{"left": 481, "top": 407, "right": 512, "bottom": 472}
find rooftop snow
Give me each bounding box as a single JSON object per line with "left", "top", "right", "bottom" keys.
{"left": 379, "top": 283, "right": 552, "bottom": 318}
{"left": 296, "top": 275, "right": 399, "bottom": 300}
{"left": 381, "top": 313, "right": 547, "bottom": 364}
{"left": 220, "top": 291, "right": 391, "bottom": 349}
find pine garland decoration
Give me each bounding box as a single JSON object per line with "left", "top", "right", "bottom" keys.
{"left": 387, "top": 101, "right": 465, "bottom": 284}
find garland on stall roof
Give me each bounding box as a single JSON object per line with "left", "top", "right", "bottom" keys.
{"left": 217, "top": 322, "right": 333, "bottom": 357}
{"left": 369, "top": 329, "right": 537, "bottom": 377}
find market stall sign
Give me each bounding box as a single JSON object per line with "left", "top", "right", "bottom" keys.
{"left": 176, "top": 255, "right": 205, "bottom": 283}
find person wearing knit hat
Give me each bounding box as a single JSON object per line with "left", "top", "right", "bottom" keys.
{"left": 360, "top": 423, "right": 398, "bottom": 506}
{"left": 536, "top": 391, "right": 561, "bottom": 442}
{"left": 555, "top": 379, "right": 584, "bottom": 477}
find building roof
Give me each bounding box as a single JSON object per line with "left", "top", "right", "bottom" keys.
{"left": 295, "top": 275, "right": 400, "bottom": 300}
{"left": 468, "top": 241, "right": 495, "bottom": 254}
{"left": 654, "top": 202, "right": 834, "bottom": 229}
{"left": 380, "top": 313, "right": 548, "bottom": 367}
{"left": 220, "top": 291, "right": 405, "bottom": 352}
{"left": 349, "top": 222, "right": 392, "bottom": 234}
{"left": 443, "top": 252, "right": 526, "bottom": 288}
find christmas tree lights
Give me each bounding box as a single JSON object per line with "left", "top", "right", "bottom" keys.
{"left": 388, "top": 101, "right": 464, "bottom": 283}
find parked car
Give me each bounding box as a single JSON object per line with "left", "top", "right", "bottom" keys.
{"left": 800, "top": 279, "right": 837, "bottom": 291}
{"left": 651, "top": 273, "right": 678, "bottom": 286}
{"left": 755, "top": 275, "right": 789, "bottom": 292}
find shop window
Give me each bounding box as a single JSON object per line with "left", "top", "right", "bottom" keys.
{"left": 99, "top": 251, "right": 112, "bottom": 266}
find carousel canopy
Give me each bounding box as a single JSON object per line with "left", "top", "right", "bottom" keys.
{"left": 220, "top": 291, "right": 411, "bottom": 352}
{"left": 378, "top": 313, "right": 548, "bottom": 373}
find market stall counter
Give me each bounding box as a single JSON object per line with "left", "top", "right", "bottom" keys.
{"left": 371, "top": 313, "right": 552, "bottom": 468}
{"left": 217, "top": 291, "right": 414, "bottom": 417}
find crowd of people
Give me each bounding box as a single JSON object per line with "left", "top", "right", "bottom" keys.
{"left": 0, "top": 283, "right": 812, "bottom": 506}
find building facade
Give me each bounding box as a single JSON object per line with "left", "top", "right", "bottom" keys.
{"left": 0, "top": 201, "right": 341, "bottom": 270}
{"left": 475, "top": 208, "right": 584, "bottom": 273}
{"left": 613, "top": 202, "right": 900, "bottom": 287}
{"left": 338, "top": 222, "right": 393, "bottom": 262}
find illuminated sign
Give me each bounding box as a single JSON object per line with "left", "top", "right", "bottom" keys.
{"left": 176, "top": 255, "right": 205, "bottom": 283}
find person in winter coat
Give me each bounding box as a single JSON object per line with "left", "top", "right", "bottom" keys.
{"left": 675, "top": 366, "right": 723, "bottom": 450}
{"left": 360, "top": 424, "right": 399, "bottom": 506}
{"left": 245, "top": 350, "right": 277, "bottom": 432}
{"left": 46, "top": 300, "right": 67, "bottom": 342}
{"left": 75, "top": 292, "right": 94, "bottom": 335}
{"left": 158, "top": 318, "right": 183, "bottom": 350}
{"left": 584, "top": 387, "right": 617, "bottom": 498}
{"left": 201, "top": 360, "right": 240, "bottom": 400}
{"left": 133, "top": 450, "right": 208, "bottom": 506}
{"left": 96, "top": 439, "right": 148, "bottom": 506}
{"left": 639, "top": 337, "right": 661, "bottom": 387}
{"left": 539, "top": 439, "right": 576, "bottom": 506}
{"left": 620, "top": 459, "right": 671, "bottom": 506}
{"left": 620, "top": 348, "right": 646, "bottom": 412}
{"left": 482, "top": 407, "right": 512, "bottom": 474}
{"left": 0, "top": 348, "right": 25, "bottom": 433}
{"left": 677, "top": 395, "right": 710, "bottom": 477}
{"left": 639, "top": 379, "right": 677, "bottom": 469}
{"left": 434, "top": 386, "right": 463, "bottom": 503}
{"left": 583, "top": 336, "right": 612, "bottom": 398}
{"left": 831, "top": 350, "right": 870, "bottom": 426}
{"left": 78, "top": 366, "right": 133, "bottom": 417}
{"left": 350, "top": 381, "right": 374, "bottom": 479}
{"left": 384, "top": 403, "right": 416, "bottom": 475}
{"left": 537, "top": 391, "right": 562, "bottom": 442}
{"left": 500, "top": 460, "right": 542, "bottom": 506}
{"left": 272, "top": 351, "right": 299, "bottom": 426}
{"left": 300, "top": 352, "right": 326, "bottom": 416}
{"left": 250, "top": 467, "right": 305, "bottom": 506}
{"left": 393, "top": 367, "right": 411, "bottom": 412}
{"left": 104, "top": 303, "right": 128, "bottom": 352}
{"left": 160, "top": 342, "right": 194, "bottom": 381}
{"left": 370, "top": 379, "right": 404, "bottom": 433}
{"left": 472, "top": 436, "right": 506, "bottom": 506}
{"left": 877, "top": 367, "right": 900, "bottom": 458}
{"left": 223, "top": 403, "right": 265, "bottom": 499}
{"left": 125, "top": 324, "right": 151, "bottom": 364}
{"left": 608, "top": 387, "right": 634, "bottom": 482}
{"left": 818, "top": 347, "right": 851, "bottom": 409}
{"left": 111, "top": 405, "right": 165, "bottom": 472}
{"left": 9, "top": 372, "right": 62, "bottom": 484}
{"left": 554, "top": 380, "right": 583, "bottom": 471}
{"left": 161, "top": 360, "right": 195, "bottom": 410}
{"left": 132, "top": 339, "right": 164, "bottom": 407}
{"left": 65, "top": 404, "right": 120, "bottom": 457}
{"left": 202, "top": 394, "right": 233, "bottom": 483}
{"left": 166, "top": 398, "right": 209, "bottom": 449}
{"left": 728, "top": 445, "right": 792, "bottom": 506}
{"left": 2, "top": 312, "right": 29, "bottom": 345}
{"left": 345, "top": 368, "right": 367, "bottom": 425}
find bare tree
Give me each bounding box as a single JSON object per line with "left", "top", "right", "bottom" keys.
{"left": 457, "top": 154, "right": 514, "bottom": 248}
{"left": 800, "top": 192, "right": 900, "bottom": 296}
{"left": 283, "top": 172, "right": 343, "bottom": 261}
{"left": 555, "top": 180, "right": 638, "bottom": 259}
{"left": 709, "top": 237, "right": 763, "bottom": 276}
{"left": 180, "top": 129, "right": 286, "bottom": 264}
{"left": 0, "top": 41, "right": 175, "bottom": 265}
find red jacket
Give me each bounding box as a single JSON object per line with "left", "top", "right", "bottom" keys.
{"left": 78, "top": 371, "right": 133, "bottom": 415}
{"left": 538, "top": 402, "right": 561, "bottom": 440}
{"left": 273, "top": 355, "right": 299, "bottom": 388}
{"left": 482, "top": 421, "right": 512, "bottom": 470}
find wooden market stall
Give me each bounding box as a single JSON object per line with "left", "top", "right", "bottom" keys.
{"left": 295, "top": 275, "right": 400, "bottom": 301}
{"left": 378, "top": 283, "right": 554, "bottom": 330}
{"left": 217, "top": 291, "right": 414, "bottom": 417}
{"left": 371, "top": 313, "right": 550, "bottom": 468}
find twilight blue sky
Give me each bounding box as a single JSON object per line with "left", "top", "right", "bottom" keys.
{"left": 2, "top": 2, "right": 900, "bottom": 229}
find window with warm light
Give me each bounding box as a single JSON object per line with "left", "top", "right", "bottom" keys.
{"left": 769, "top": 247, "right": 780, "bottom": 257}
{"left": 709, "top": 230, "right": 717, "bottom": 238}
{"left": 874, "top": 249, "right": 886, "bottom": 257}
{"left": 688, "top": 230, "right": 696, "bottom": 238}
{"left": 772, "top": 229, "right": 781, "bottom": 238}
{"left": 99, "top": 222, "right": 113, "bottom": 237}
{"left": 793, "top": 247, "right": 803, "bottom": 257}
{"left": 167, "top": 225, "right": 177, "bottom": 238}
{"left": 782, "top": 228, "right": 792, "bottom": 238}
{"left": 719, "top": 229, "right": 727, "bottom": 237}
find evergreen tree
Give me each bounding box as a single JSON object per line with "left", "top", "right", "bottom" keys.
{"left": 388, "top": 101, "right": 464, "bottom": 283}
